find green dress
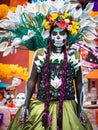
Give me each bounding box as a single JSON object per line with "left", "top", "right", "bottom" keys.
{"left": 7, "top": 48, "right": 93, "bottom": 130}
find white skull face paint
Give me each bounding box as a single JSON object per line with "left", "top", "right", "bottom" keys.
{"left": 51, "top": 27, "right": 67, "bottom": 47}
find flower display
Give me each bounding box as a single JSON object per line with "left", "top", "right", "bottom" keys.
{"left": 0, "top": 4, "right": 9, "bottom": 20}
{"left": 42, "top": 12, "right": 80, "bottom": 35}
{"left": 0, "top": 63, "right": 29, "bottom": 81}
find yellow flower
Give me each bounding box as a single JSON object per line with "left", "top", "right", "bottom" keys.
{"left": 61, "top": 12, "right": 70, "bottom": 19}
{"left": 72, "top": 21, "right": 80, "bottom": 30}
{"left": 0, "top": 4, "right": 9, "bottom": 19}
{"left": 71, "top": 29, "right": 78, "bottom": 35}
{"left": 70, "top": 21, "right": 80, "bottom": 35}
{"left": 42, "top": 19, "right": 51, "bottom": 30}
{"left": 0, "top": 63, "right": 29, "bottom": 81}
{"left": 48, "top": 13, "right": 59, "bottom": 21}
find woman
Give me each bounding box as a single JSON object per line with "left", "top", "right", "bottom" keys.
{"left": 7, "top": 26, "right": 93, "bottom": 130}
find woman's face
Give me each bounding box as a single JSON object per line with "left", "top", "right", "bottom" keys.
{"left": 51, "top": 27, "right": 67, "bottom": 47}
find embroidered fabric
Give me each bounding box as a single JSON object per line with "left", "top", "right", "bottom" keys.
{"left": 37, "top": 63, "right": 76, "bottom": 101}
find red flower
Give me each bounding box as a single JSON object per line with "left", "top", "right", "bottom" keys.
{"left": 94, "top": 38, "right": 98, "bottom": 46}
{"left": 7, "top": 102, "right": 16, "bottom": 107}
{"left": 57, "top": 20, "right": 67, "bottom": 30}
{"left": 50, "top": 21, "right": 55, "bottom": 27}
{"left": 47, "top": 14, "right": 51, "bottom": 20}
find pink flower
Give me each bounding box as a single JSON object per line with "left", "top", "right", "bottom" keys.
{"left": 67, "top": 24, "right": 72, "bottom": 31}
{"left": 57, "top": 20, "right": 67, "bottom": 30}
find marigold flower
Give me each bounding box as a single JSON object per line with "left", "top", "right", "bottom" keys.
{"left": 0, "top": 4, "right": 9, "bottom": 19}
{"left": 0, "top": 63, "right": 29, "bottom": 81}
{"left": 90, "top": 11, "right": 98, "bottom": 17}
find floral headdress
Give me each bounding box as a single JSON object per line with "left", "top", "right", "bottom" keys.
{"left": 0, "top": 0, "right": 98, "bottom": 56}
{"left": 42, "top": 12, "right": 80, "bottom": 35}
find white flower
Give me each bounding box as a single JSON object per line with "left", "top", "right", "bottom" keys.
{"left": 65, "top": 19, "right": 70, "bottom": 23}
{"left": 38, "top": 54, "right": 45, "bottom": 61}
{"left": 28, "top": 30, "right": 35, "bottom": 37}
{"left": 0, "top": 20, "right": 17, "bottom": 30}
{"left": 42, "top": 29, "right": 49, "bottom": 39}
{"left": 51, "top": 76, "right": 61, "bottom": 89}
{"left": 50, "top": 52, "right": 64, "bottom": 63}
{"left": 3, "top": 46, "right": 13, "bottom": 56}
{"left": 22, "top": 35, "right": 29, "bottom": 41}
{"left": 12, "top": 38, "right": 21, "bottom": 47}
{"left": 22, "top": 30, "right": 36, "bottom": 41}
{"left": 25, "top": 2, "right": 36, "bottom": 15}
{"left": 7, "top": 11, "right": 21, "bottom": 24}
{"left": 68, "top": 55, "right": 79, "bottom": 64}
{"left": 0, "top": 42, "right": 8, "bottom": 52}
{"left": 74, "top": 62, "right": 82, "bottom": 68}
{"left": 35, "top": 60, "right": 41, "bottom": 66}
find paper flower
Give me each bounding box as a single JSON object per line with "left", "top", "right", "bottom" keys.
{"left": 51, "top": 76, "right": 61, "bottom": 89}
{"left": 0, "top": 4, "right": 9, "bottom": 19}
{"left": 57, "top": 20, "right": 67, "bottom": 30}
{"left": 47, "top": 13, "right": 60, "bottom": 21}
{"left": 70, "top": 21, "right": 80, "bottom": 35}
{"left": 50, "top": 52, "right": 64, "bottom": 63}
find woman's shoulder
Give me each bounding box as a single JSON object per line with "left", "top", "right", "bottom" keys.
{"left": 35, "top": 48, "right": 46, "bottom": 56}
{"left": 68, "top": 48, "right": 80, "bottom": 59}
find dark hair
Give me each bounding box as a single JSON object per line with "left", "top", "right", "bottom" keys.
{"left": 42, "top": 38, "right": 51, "bottom": 129}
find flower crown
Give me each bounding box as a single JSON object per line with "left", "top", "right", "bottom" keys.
{"left": 42, "top": 12, "right": 80, "bottom": 35}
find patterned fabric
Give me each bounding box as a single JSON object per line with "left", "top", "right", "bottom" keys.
{"left": 34, "top": 48, "right": 80, "bottom": 101}
{"left": 37, "top": 63, "right": 75, "bottom": 101}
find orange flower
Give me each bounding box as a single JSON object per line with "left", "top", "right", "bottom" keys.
{"left": 0, "top": 4, "right": 9, "bottom": 19}
{"left": 10, "top": 6, "right": 16, "bottom": 13}
{"left": 90, "top": 11, "right": 98, "bottom": 17}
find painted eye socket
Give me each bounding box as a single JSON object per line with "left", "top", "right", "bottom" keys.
{"left": 52, "top": 31, "right": 57, "bottom": 36}
{"left": 60, "top": 31, "right": 66, "bottom": 35}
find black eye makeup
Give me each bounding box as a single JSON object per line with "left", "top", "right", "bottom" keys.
{"left": 52, "top": 31, "right": 57, "bottom": 36}
{"left": 51, "top": 30, "right": 66, "bottom": 36}
{"left": 60, "top": 31, "right": 66, "bottom": 35}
